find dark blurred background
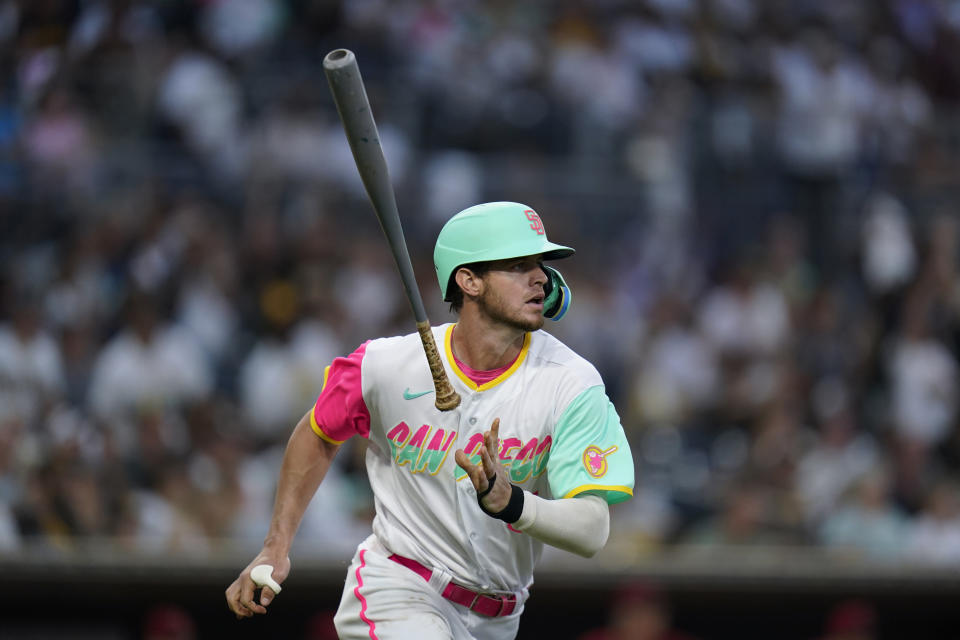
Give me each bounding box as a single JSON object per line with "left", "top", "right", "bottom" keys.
{"left": 1, "top": 0, "right": 960, "bottom": 638}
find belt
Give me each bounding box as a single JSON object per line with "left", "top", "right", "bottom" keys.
{"left": 388, "top": 553, "right": 518, "bottom": 618}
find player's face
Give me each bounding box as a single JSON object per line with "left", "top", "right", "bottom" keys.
{"left": 477, "top": 255, "right": 547, "bottom": 332}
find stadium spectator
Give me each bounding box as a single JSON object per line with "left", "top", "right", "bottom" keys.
{"left": 819, "top": 468, "right": 909, "bottom": 560}
{"left": 904, "top": 478, "right": 960, "bottom": 565}
{"left": 0, "top": 296, "right": 64, "bottom": 425}
{"left": 87, "top": 292, "right": 212, "bottom": 451}
{"left": 578, "top": 581, "right": 699, "bottom": 640}
{"left": 142, "top": 603, "right": 197, "bottom": 640}
{"left": 815, "top": 599, "right": 877, "bottom": 640}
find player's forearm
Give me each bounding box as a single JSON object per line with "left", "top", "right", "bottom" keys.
{"left": 512, "top": 493, "right": 609, "bottom": 558}
{"left": 262, "top": 411, "right": 340, "bottom": 554}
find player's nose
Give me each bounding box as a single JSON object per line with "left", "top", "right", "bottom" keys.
{"left": 531, "top": 265, "right": 547, "bottom": 287}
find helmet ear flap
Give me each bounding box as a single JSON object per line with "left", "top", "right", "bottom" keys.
{"left": 542, "top": 265, "right": 572, "bottom": 321}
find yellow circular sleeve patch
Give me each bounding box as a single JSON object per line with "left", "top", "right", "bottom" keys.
{"left": 582, "top": 445, "right": 618, "bottom": 479}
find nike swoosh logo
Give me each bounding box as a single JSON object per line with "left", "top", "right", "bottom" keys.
{"left": 403, "top": 388, "right": 435, "bottom": 400}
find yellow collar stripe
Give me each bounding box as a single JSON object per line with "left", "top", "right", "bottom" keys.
{"left": 444, "top": 324, "right": 531, "bottom": 392}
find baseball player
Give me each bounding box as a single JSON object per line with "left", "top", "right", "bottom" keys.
{"left": 225, "top": 201, "right": 634, "bottom": 639}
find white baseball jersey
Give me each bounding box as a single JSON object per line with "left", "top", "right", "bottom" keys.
{"left": 310, "top": 322, "right": 634, "bottom": 594}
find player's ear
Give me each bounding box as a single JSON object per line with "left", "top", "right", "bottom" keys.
{"left": 455, "top": 266, "right": 484, "bottom": 298}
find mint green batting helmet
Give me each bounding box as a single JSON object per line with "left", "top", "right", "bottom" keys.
{"left": 434, "top": 201, "right": 575, "bottom": 303}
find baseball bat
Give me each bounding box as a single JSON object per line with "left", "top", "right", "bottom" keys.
{"left": 323, "top": 48, "right": 461, "bottom": 412}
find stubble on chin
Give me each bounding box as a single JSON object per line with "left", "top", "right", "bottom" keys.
{"left": 521, "top": 314, "right": 545, "bottom": 332}
{"left": 478, "top": 291, "right": 544, "bottom": 332}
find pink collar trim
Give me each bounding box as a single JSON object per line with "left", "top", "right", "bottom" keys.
{"left": 450, "top": 328, "right": 519, "bottom": 386}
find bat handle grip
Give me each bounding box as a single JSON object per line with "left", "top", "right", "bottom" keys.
{"left": 417, "top": 322, "right": 461, "bottom": 411}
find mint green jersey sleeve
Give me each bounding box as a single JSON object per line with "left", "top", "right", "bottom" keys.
{"left": 546, "top": 385, "right": 634, "bottom": 504}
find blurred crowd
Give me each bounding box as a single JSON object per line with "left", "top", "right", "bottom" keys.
{"left": 575, "top": 581, "right": 881, "bottom": 640}
{"left": 2, "top": 0, "right": 960, "bottom": 575}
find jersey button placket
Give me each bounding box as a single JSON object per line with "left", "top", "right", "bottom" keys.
{"left": 456, "top": 395, "right": 493, "bottom": 584}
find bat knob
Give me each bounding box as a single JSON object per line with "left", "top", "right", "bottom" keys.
{"left": 435, "top": 387, "right": 461, "bottom": 411}
{"left": 324, "top": 48, "right": 355, "bottom": 71}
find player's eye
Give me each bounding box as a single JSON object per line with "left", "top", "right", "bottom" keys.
{"left": 512, "top": 259, "right": 537, "bottom": 271}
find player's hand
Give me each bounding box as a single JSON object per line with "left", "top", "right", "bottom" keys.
{"left": 225, "top": 552, "right": 290, "bottom": 619}
{"left": 455, "top": 417, "right": 513, "bottom": 513}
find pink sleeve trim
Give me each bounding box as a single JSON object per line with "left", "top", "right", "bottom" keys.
{"left": 311, "top": 341, "right": 372, "bottom": 442}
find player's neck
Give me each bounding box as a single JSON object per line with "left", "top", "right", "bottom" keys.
{"left": 451, "top": 314, "right": 525, "bottom": 371}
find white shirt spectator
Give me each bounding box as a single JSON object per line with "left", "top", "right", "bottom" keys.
{"left": 861, "top": 193, "right": 917, "bottom": 295}
{"left": 698, "top": 280, "right": 790, "bottom": 356}
{"left": 906, "top": 517, "right": 960, "bottom": 566}
{"left": 633, "top": 325, "right": 719, "bottom": 423}
{"left": 177, "top": 275, "right": 238, "bottom": 363}
{"left": 905, "top": 483, "right": 960, "bottom": 566}
{"left": 132, "top": 486, "right": 210, "bottom": 555}
{"left": 157, "top": 49, "right": 245, "bottom": 177}
{"left": 0, "top": 321, "right": 64, "bottom": 423}
{"left": 424, "top": 150, "right": 482, "bottom": 225}
{"left": 238, "top": 320, "right": 339, "bottom": 440}
{"left": 819, "top": 470, "right": 908, "bottom": 561}
{"left": 45, "top": 256, "right": 108, "bottom": 328}
{"left": 549, "top": 42, "right": 645, "bottom": 127}
{"left": 200, "top": 0, "right": 283, "bottom": 58}
{"left": 771, "top": 33, "right": 876, "bottom": 175}
{"left": 333, "top": 253, "right": 403, "bottom": 340}
{"left": 888, "top": 336, "right": 958, "bottom": 446}
{"left": 613, "top": 16, "right": 695, "bottom": 75}
{"left": 797, "top": 423, "right": 879, "bottom": 523}
{"left": 88, "top": 325, "right": 213, "bottom": 422}
{"left": 289, "top": 319, "right": 342, "bottom": 396}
